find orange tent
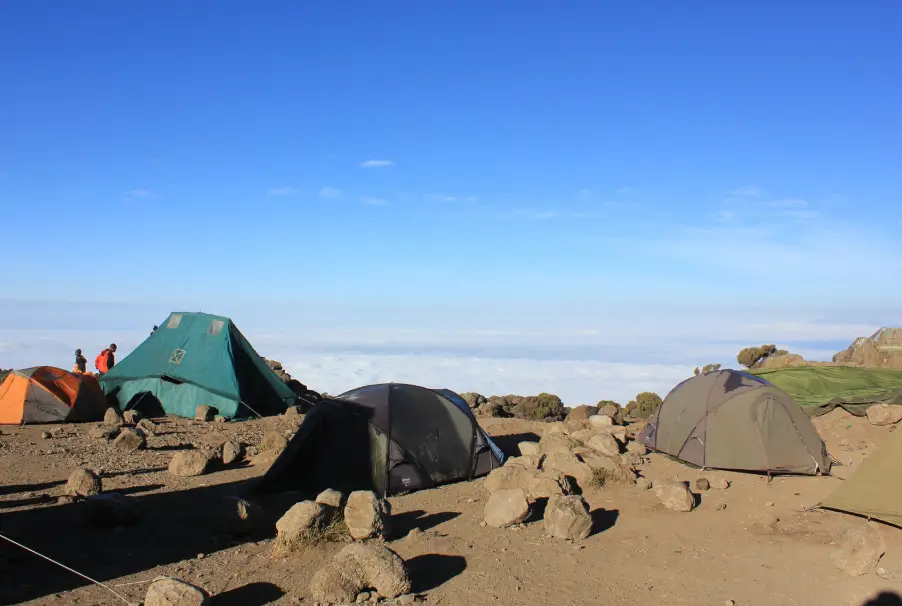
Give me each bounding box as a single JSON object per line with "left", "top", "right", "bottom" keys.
{"left": 0, "top": 366, "right": 108, "bottom": 424}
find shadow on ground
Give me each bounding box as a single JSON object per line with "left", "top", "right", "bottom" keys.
{"left": 863, "top": 592, "right": 902, "bottom": 606}
{"left": 391, "top": 510, "right": 460, "bottom": 537}
{"left": 490, "top": 432, "right": 541, "bottom": 457}
{"left": 0, "top": 478, "right": 284, "bottom": 605}
{"left": 590, "top": 508, "right": 619, "bottom": 535}
{"left": 405, "top": 554, "right": 467, "bottom": 593}
{"left": 211, "top": 582, "right": 285, "bottom": 606}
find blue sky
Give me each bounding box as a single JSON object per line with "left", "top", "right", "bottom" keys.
{"left": 0, "top": 2, "right": 900, "bottom": 400}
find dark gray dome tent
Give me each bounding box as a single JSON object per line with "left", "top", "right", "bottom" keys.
{"left": 255, "top": 383, "right": 504, "bottom": 497}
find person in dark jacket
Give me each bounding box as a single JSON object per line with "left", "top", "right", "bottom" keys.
{"left": 73, "top": 349, "right": 87, "bottom": 373}
{"left": 151, "top": 325, "right": 158, "bottom": 335}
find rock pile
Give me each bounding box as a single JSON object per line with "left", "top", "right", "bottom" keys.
{"left": 274, "top": 489, "right": 389, "bottom": 554}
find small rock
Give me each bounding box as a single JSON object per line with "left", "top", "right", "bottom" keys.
{"left": 136, "top": 418, "right": 157, "bottom": 435}
{"left": 123, "top": 410, "right": 142, "bottom": 425}
{"left": 213, "top": 415, "right": 227, "bottom": 423}
{"left": 543, "top": 494, "right": 592, "bottom": 540}
{"left": 90, "top": 426, "right": 118, "bottom": 440}
{"left": 876, "top": 566, "right": 902, "bottom": 582}
{"left": 866, "top": 404, "right": 902, "bottom": 426}
{"left": 103, "top": 407, "right": 124, "bottom": 427}
{"left": 144, "top": 576, "right": 210, "bottom": 606}
{"left": 113, "top": 428, "right": 146, "bottom": 451}
{"left": 694, "top": 478, "right": 710, "bottom": 492}
{"left": 654, "top": 480, "right": 695, "bottom": 512}
{"left": 397, "top": 594, "right": 416, "bottom": 605}
{"left": 725, "top": 601, "right": 735, "bottom": 606}
{"left": 710, "top": 476, "right": 730, "bottom": 490}
{"left": 168, "top": 450, "right": 209, "bottom": 477}
{"left": 764, "top": 501, "right": 775, "bottom": 507}
{"left": 221, "top": 440, "right": 243, "bottom": 465}
{"left": 714, "top": 502, "right": 727, "bottom": 511}
{"left": 260, "top": 431, "right": 288, "bottom": 452}
{"left": 58, "top": 495, "right": 77, "bottom": 505}
{"left": 195, "top": 405, "right": 215, "bottom": 422}
{"left": 309, "top": 543, "right": 411, "bottom": 604}
{"left": 405, "top": 528, "right": 424, "bottom": 541}
{"left": 356, "top": 592, "right": 371, "bottom": 603}
{"left": 517, "top": 441, "right": 541, "bottom": 456}
{"left": 484, "top": 488, "right": 530, "bottom": 528}
{"left": 315, "top": 489, "right": 344, "bottom": 509}
{"left": 66, "top": 468, "right": 102, "bottom": 497}
{"left": 213, "top": 496, "right": 262, "bottom": 534}
{"left": 40, "top": 431, "right": 51, "bottom": 439}
{"left": 833, "top": 522, "right": 886, "bottom": 576}
{"left": 344, "top": 491, "right": 391, "bottom": 540}
{"left": 626, "top": 441, "right": 647, "bottom": 456}
{"left": 635, "top": 477, "right": 652, "bottom": 490}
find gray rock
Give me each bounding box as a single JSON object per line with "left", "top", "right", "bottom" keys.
{"left": 276, "top": 501, "right": 327, "bottom": 551}
{"left": 309, "top": 543, "right": 411, "bottom": 604}
{"left": 91, "top": 426, "right": 118, "bottom": 440}
{"left": 585, "top": 433, "right": 620, "bottom": 456}
{"left": 103, "top": 407, "right": 124, "bottom": 427}
{"left": 694, "top": 478, "right": 710, "bottom": 491}
{"left": 122, "top": 410, "right": 142, "bottom": 425}
{"left": 65, "top": 468, "right": 101, "bottom": 497}
{"left": 113, "top": 428, "right": 146, "bottom": 451}
{"left": 484, "top": 488, "right": 530, "bottom": 528}
{"left": 316, "top": 489, "right": 344, "bottom": 509}
{"left": 144, "top": 576, "right": 210, "bottom": 606}
{"left": 867, "top": 404, "right": 902, "bottom": 426}
{"left": 833, "top": 522, "right": 886, "bottom": 576}
{"left": 195, "top": 405, "right": 215, "bottom": 422}
{"left": 543, "top": 494, "right": 592, "bottom": 540}
{"left": 221, "top": 440, "right": 243, "bottom": 465}
{"left": 654, "top": 480, "right": 695, "bottom": 512}
{"left": 168, "top": 450, "right": 209, "bottom": 477}
{"left": 344, "top": 491, "right": 391, "bottom": 540}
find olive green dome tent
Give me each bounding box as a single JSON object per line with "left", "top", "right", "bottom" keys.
{"left": 637, "top": 369, "right": 831, "bottom": 475}
{"left": 820, "top": 429, "right": 902, "bottom": 527}
{"left": 100, "top": 312, "right": 297, "bottom": 420}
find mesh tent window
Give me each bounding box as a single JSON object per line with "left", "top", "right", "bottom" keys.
{"left": 167, "top": 314, "right": 182, "bottom": 329}
{"left": 207, "top": 319, "right": 224, "bottom": 335}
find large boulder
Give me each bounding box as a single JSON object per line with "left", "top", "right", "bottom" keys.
{"left": 588, "top": 414, "right": 614, "bottom": 429}
{"left": 566, "top": 405, "right": 597, "bottom": 422}
{"left": 504, "top": 454, "right": 543, "bottom": 470}
{"left": 484, "top": 488, "right": 530, "bottom": 528}
{"left": 833, "top": 523, "right": 886, "bottom": 576}
{"left": 597, "top": 402, "right": 623, "bottom": 424}
{"left": 145, "top": 576, "right": 210, "bottom": 606}
{"left": 484, "top": 465, "right": 568, "bottom": 499}
{"left": 344, "top": 491, "right": 391, "bottom": 540}
{"left": 309, "top": 543, "right": 411, "bottom": 604}
{"left": 538, "top": 432, "right": 581, "bottom": 456}
{"left": 485, "top": 466, "right": 534, "bottom": 493}
{"left": 65, "top": 468, "right": 101, "bottom": 497}
{"left": 541, "top": 452, "right": 594, "bottom": 491}
{"left": 579, "top": 452, "right": 636, "bottom": 485}
{"left": 866, "top": 404, "right": 902, "bottom": 426}
{"left": 168, "top": 450, "right": 209, "bottom": 477}
{"left": 585, "top": 434, "right": 620, "bottom": 456}
{"left": 316, "top": 489, "right": 345, "bottom": 509}
{"left": 544, "top": 494, "right": 592, "bottom": 540}
{"left": 113, "top": 428, "right": 146, "bottom": 451}
{"left": 654, "top": 480, "right": 695, "bottom": 512}
{"left": 276, "top": 501, "right": 327, "bottom": 551}
{"left": 526, "top": 470, "right": 570, "bottom": 499}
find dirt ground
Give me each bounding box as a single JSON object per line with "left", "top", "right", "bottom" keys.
{"left": 2, "top": 409, "right": 902, "bottom": 606}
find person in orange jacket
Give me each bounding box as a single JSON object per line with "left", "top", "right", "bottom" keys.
{"left": 95, "top": 344, "right": 117, "bottom": 375}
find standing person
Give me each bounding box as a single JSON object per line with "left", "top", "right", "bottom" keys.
{"left": 73, "top": 349, "right": 87, "bottom": 373}
{"left": 151, "top": 325, "right": 158, "bottom": 335}
{"left": 95, "top": 343, "right": 117, "bottom": 375}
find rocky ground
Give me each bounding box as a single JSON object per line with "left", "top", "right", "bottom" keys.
{"left": 1, "top": 407, "right": 902, "bottom": 606}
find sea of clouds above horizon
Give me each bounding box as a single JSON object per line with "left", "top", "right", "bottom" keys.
{"left": 0, "top": 299, "right": 888, "bottom": 404}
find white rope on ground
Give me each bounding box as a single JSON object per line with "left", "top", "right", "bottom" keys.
{"left": 0, "top": 533, "right": 132, "bottom": 604}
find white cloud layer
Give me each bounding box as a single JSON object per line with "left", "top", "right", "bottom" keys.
{"left": 360, "top": 159, "right": 394, "bottom": 168}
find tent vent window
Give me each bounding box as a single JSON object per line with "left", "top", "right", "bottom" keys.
{"left": 167, "top": 314, "right": 182, "bottom": 329}
{"left": 169, "top": 349, "right": 186, "bottom": 364}
{"left": 207, "top": 320, "right": 224, "bottom": 336}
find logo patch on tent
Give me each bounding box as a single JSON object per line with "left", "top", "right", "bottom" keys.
{"left": 169, "top": 349, "right": 186, "bottom": 364}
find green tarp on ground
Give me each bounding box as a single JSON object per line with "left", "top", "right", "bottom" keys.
{"left": 750, "top": 366, "right": 902, "bottom": 417}
{"left": 100, "top": 312, "right": 296, "bottom": 419}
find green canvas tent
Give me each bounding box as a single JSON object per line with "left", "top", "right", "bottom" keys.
{"left": 99, "top": 312, "right": 296, "bottom": 420}
{"left": 750, "top": 366, "right": 902, "bottom": 417}
{"left": 820, "top": 429, "right": 902, "bottom": 527}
